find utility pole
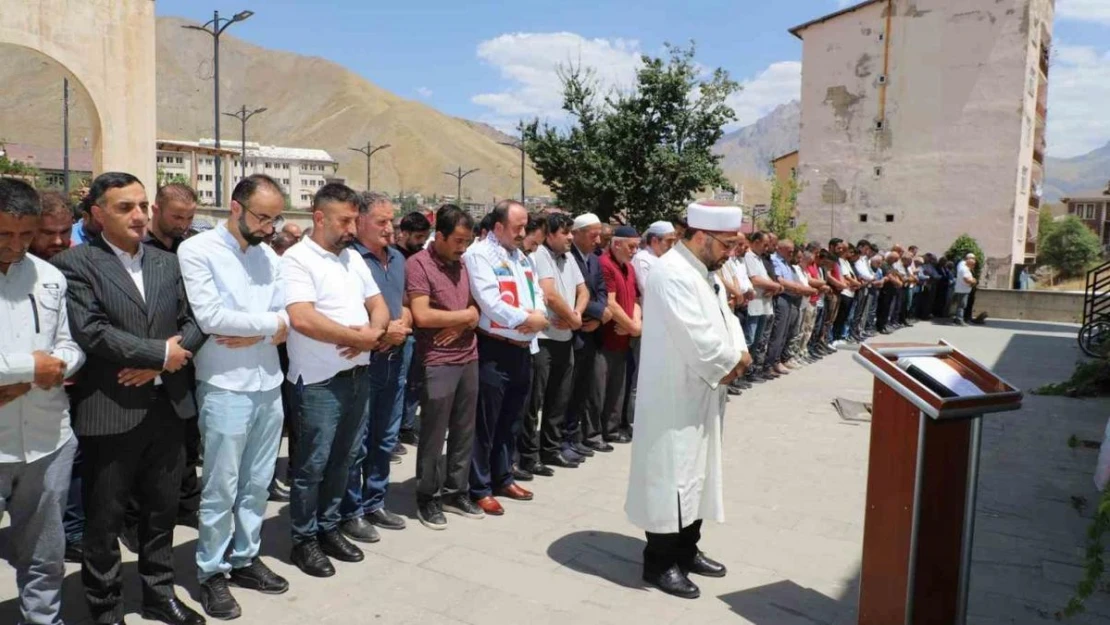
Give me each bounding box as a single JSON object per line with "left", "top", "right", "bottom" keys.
{"left": 499, "top": 126, "right": 526, "bottom": 204}
{"left": 62, "top": 78, "right": 70, "bottom": 197}
{"left": 443, "top": 166, "right": 479, "bottom": 204}
{"left": 182, "top": 8, "right": 255, "bottom": 207}
{"left": 348, "top": 140, "right": 391, "bottom": 191}
{"left": 223, "top": 105, "right": 267, "bottom": 180}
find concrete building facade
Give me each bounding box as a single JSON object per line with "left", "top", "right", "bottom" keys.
{"left": 791, "top": 0, "right": 1053, "bottom": 288}
{"left": 0, "top": 0, "right": 157, "bottom": 189}
{"left": 1063, "top": 185, "right": 1110, "bottom": 247}
{"left": 156, "top": 140, "right": 337, "bottom": 210}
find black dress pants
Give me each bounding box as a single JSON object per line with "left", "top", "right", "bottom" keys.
{"left": 520, "top": 339, "right": 574, "bottom": 466}
{"left": 644, "top": 519, "right": 703, "bottom": 575}
{"left": 81, "top": 392, "right": 186, "bottom": 624}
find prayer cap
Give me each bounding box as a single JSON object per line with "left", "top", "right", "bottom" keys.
{"left": 686, "top": 201, "right": 743, "bottom": 232}
{"left": 646, "top": 221, "right": 675, "bottom": 237}
{"left": 572, "top": 213, "right": 601, "bottom": 231}
{"left": 613, "top": 225, "right": 639, "bottom": 238}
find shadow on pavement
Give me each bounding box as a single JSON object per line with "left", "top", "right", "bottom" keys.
{"left": 719, "top": 577, "right": 858, "bottom": 625}
{"left": 547, "top": 530, "right": 647, "bottom": 590}
{"left": 978, "top": 319, "right": 1079, "bottom": 335}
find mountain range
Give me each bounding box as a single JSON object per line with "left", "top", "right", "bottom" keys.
{"left": 0, "top": 17, "right": 1105, "bottom": 206}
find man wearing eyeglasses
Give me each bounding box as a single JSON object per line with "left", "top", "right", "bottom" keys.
{"left": 178, "top": 174, "right": 292, "bottom": 619}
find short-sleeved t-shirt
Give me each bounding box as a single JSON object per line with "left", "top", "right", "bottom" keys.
{"left": 599, "top": 250, "right": 638, "bottom": 352}
{"left": 354, "top": 242, "right": 406, "bottom": 321}
{"left": 405, "top": 248, "right": 478, "bottom": 367}
{"left": 955, "top": 262, "right": 974, "bottom": 294}
{"left": 532, "top": 244, "right": 584, "bottom": 342}
{"left": 837, "top": 258, "right": 856, "bottom": 298}
{"left": 743, "top": 250, "right": 773, "bottom": 316}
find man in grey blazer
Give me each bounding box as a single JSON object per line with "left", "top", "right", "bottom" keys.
{"left": 53, "top": 172, "right": 207, "bottom": 625}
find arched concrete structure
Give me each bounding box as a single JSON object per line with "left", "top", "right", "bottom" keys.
{"left": 1, "top": 0, "right": 157, "bottom": 189}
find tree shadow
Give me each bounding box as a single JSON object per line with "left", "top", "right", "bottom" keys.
{"left": 546, "top": 530, "right": 647, "bottom": 590}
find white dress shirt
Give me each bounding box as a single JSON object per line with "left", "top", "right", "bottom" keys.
{"left": 0, "top": 255, "right": 84, "bottom": 463}
{"left": 733, "top": 258, "right": 753, "bottom": 294}
{"left": 854, "top": 257, "right": 875, "bottom": 283}
{"left": 104, "top": 237, "right": 168, "bottom": 383}
{"left": 837, "top": 258, "right": 856, "bottom": 298}
{"left": 179, "top": 225, "right": 288, "bottom": 392}
{"left": 463, "top": 234, "right": 547, "bottom": 351}
{"left": 282, "top": 236, "right": 381, "bottom": 384}
{"left": 631, "top": 248, "right": 659, "bottom": 295}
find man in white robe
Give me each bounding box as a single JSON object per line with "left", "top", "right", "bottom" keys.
{"left": 625, "top": 202, "right": 750, "bottom": 599}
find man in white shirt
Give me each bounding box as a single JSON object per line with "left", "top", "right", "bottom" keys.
{"left": 741, "top": 231, "right": 782, "bottom": 380}
{"left": 0, "top": 179, "right": 84, "bottom": 625}
{"left": 521, "top": 212, "right": 588, "bottom": 474}
{"left": 852, "top": 240, "right": 878, "bottom": 339}
{"left": 281, "top": 183, "right": 389, "bottom": 577}
{"left": 632, "top": 221, "right": 677, "bottom": 294}
{"left": 463, "top": 200, "right": 548, "bottom": 516}
{"left": 179, "top": 175, "right": 292, "bottom": 619}
{"left": 952, "top": 254, "right": 978, "bottom": 325}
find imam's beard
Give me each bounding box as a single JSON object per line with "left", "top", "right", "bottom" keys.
{"left": 700, "top": 240, "right": 727, "bottom": 272}
{"left": 238, "top": 213, "right": 266, "bottom": 246}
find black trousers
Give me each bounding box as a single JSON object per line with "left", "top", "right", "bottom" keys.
{"left": 520, "top": 339, "right": 575, "bottom": 466}
{"left": 877, "top": 287, "right": 896, "bottom": 331}
{"left": 832, "top": 293, "right": 853, "bottom": 339}
{"left": 81, "top": 392, "right": 185, "bottom": 624}
{"left": 622, "top": 338, "right": 639, "bottom": 430}
{"left": 644, "top": 519, "right": 702, "bottom": 575}
{"left": 597, "top": 347, "right": 629, "bottom": 440}
{"left": 416, "top": 362, "right": 479, "bottom": 501}
{"left": 567, "top": 338, "right": 603, "bottom": 445}
{"left": 178, "top": 416, "right": 202, "bottom": 513}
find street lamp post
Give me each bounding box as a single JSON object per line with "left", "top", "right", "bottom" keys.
{"left": 182, "top": 9, "right": 255, "bottom": 207}
{"left": 223, "top": 105, "right": 267, "bottom": 180}
{"left": 62, "top": 78, "right": 70, "bottom": 197}
{"left": 499, "top": 126, "right": 526, "bottom": 204}
{"left": 348, "top": 140, "right": 391, "bottom": 191}
{"left": 443, "top": 166, "right": 479, "bottom": 204}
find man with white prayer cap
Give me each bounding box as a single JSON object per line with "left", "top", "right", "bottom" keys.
{"left": 632, "top": 221, "right": 677, "bottom": 295}
{"left": 625, "top": 201, "right": 750, "bottom": 599}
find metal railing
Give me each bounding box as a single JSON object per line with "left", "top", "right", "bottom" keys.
{"left": 1079, "top": 260, "right": 1110, "bottom": 357}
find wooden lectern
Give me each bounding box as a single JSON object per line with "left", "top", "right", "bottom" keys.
{"left": 853, "top": 341, "right": 1022, "bottom": 625}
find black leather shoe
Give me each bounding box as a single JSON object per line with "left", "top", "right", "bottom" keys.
{"left": 398, "top": 430, "right": 419, "bottom": 446}
{"left": 522, "top": 462, "right": 555, "bottom": 477}
{"left": 267, "top": 479, "right": 290, "bottom": 502}
{"left": 366, "top": 508, "right": 406, "bottom": 530}
{"left": 584, "top": 439, "right": 614, "bottom": 453}
{"left": 391, "top": 440, "right": 408, "bottom": 455}
{"left": 64, "top": 541, "right": 83, "bottom": 564}
{"left": 542, "top": 453, "right": 580, "bottom": 469}
{"left": 229, "top": 559, "right": 289, "bottom": 594}
{"left": 571, "top": 442, "right": 595, "bottom": 458}
{"left": 642, "top": 565, "right": 700, "bottom": 599}
{"left": 320, "top": 530, "right": 364, "bottom": 562}
{"left": 511, "top": 465, "right": 534, "bottom": 481}
{"left": 200, "top": 575, "right": 241, "bottom": 620}
{"left": 682, "top": 551, "right": 727, "bottom": 578}
{"left": 141, "top": 595, "right": 207, "bottom": 625}
{"left": 290, "top": 541, "right": 334, "bottom": 578}
{"left": 339, "top": 517, "right": 380, "bottom": 544}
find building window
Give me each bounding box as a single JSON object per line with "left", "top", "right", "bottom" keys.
{"left": 175, "top": 157, "right": 183, "bottom": 164}
{"left": 1020, "top": 166, "right": 1029, "bottom": 193}
{"left": 283, "top": 163, "right": 289, "bottom": 170}
{"left": 885, "top": 214, "right": 895, "bottom": 223}
{"left": 1087, "top": 204, "right": 1097, "bottom": 220}
{"left": 156, "top": 156, "right": 164, "bottom": 164}
{"left": 282, "top": 178, "right": 290, "bottom": 186}
{"left": 859, "top": 214, "right": 868, "bottom": 223}
{"left": 873, "top": 166, "right": 882, "bottom": 177}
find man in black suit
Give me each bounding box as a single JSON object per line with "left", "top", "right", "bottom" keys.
{"left": 562, "top": 213, "right": 610, "bottom": 465}
{"left": 53, "top": 172, "right": 208, "bottom": 625}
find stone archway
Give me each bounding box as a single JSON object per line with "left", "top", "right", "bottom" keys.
{"left": 0, "top": 0, "right": 156, "bottom": 188}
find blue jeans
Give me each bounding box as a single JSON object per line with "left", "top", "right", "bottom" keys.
{"left": 290, "top": 368, "right": 370, "bottom": 544}
{"left": 341, "top": 350, "right": 404, "bottom": 519}
{"left": 63, "top": 444, "right": 83, "bottom": 545}
{"left": 195, "top": 383, "right": 284, "bottom": 580}
{"left": 399, "top": 336, "right": 421, "bottom": 435}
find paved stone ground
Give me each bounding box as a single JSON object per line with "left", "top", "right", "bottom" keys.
{"left": 2, "top": 319, "right": 1109, "bottom": 624}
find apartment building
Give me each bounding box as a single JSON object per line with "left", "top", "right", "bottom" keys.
{"left": 790, "top": 0, "right": 1053, "bottom": 288}
{"left": 1064, "top": 185, "right": 1110, "bottom": 247}
{"left": 156, "top": 139, "right": 337, "bottom": 209}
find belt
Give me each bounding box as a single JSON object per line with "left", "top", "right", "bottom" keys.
{"left": 477, "top": 330, "right": 531, "bottom": 350}
{"left": 371, "top": 346, "right": 403, "bottom": 361}
{"left": 334, "top": 364, "right": 369, "bottom": 379}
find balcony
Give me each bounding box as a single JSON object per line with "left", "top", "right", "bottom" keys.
{"left": 1026, "top": 240, "right": 1037, "bottom": 256}
{"left": 1040, "top": 50, "right": 1050, "bottom": 77}
{"left": 1029, "top": 195, "right": 1041, "bottom": 209}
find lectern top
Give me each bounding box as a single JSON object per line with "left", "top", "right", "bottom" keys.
{"left": 853, "top": 340, "right": 1022, "bottom": 420}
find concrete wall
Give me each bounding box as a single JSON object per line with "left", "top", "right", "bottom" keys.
{"left": 974, "top": 288, "right": 1084, "bottom": 324}
{"left": 0, "top": 0, "right": 157, "bottom": 190}
{"left": 794, "top": 0, "right": 1052, "bottom": 289}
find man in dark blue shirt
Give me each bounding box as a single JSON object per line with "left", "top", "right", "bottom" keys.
{"left": 338, "top": 192, "right": 413, "bottom": 545}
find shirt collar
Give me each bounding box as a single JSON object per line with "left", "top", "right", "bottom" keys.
{"left": 673, "top": 241, "right": 709, "bottom": 279}
{"left": 104, "top": 236, "right": 144, "bottom": 262}
{"left": 302, "top": 235, "right": 340, "bottom": 259}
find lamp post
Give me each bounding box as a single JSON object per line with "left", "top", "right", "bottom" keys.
{"left": 62, "top": 78, "right": 70, "bottom": 197}
{"left": 182, "top": 9, "right": 255, "bottom": 207}
{"left": 443, "top": 166, "right": 479, "bottom": 204}
{"left": 499, "top": 126, "right": 526, "bottom": 204}
{"left": 348, "top": 140, "right": 391, "bottom": 191}
{"left": 223, "top": 105, "right": 267, "bottom": 180}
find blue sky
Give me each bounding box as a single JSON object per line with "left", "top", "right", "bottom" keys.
{"left": 156, "top": 0, "right": 1110, "bottom": 158}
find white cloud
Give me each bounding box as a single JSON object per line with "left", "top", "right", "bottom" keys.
{"left": 472, "top": 31, "right": 800, "bottom": 134}
{"left": 1056, "top": 0, "right": 1110, "bottom": 26}
{"left": 1046, "top": 44, "right": 1110, "bottom": 157}
{"left": 472, "top": 32, "right": 643, "bottom": 129}
{"left": 416, "top": 87, "right": 433, "bottom": 98}
{"left": 724, "top": 61, "right": 802, "bottom": 129}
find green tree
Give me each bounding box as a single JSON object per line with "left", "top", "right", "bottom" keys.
{"left": 1037, "top": 208, "right": 1056, "bottom": 260}
{"left": 762, "top": 175, "right": 808, "bottom": 244}
{"left": 945, "top": 234, "right": 986, "bottom": 279}
{"left": 1039, "top": 215, "right": 1102, "bottom": 278}
{"left": 399, "top": 195, "right": 419, "bottom": 213}
{"left": 0, "top": 155, "right": 42, "bottom": 186}
{"left": 523, "top": 43, "right": 739, "bottom": 228}
{"left": 156, "top": 167, "right": 189, "bottom": 188}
